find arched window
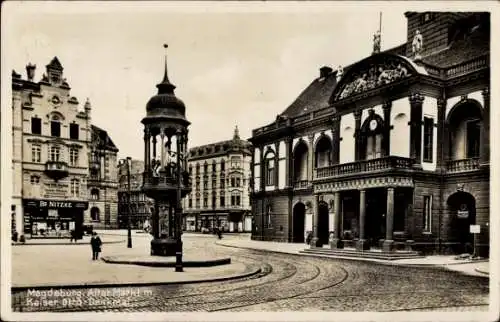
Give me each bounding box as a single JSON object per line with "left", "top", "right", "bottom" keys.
{"left": 264, "top": 151, "right": 275, "bottom": 186}
{"left": 91, "top": 207, "right": 100, "bottom": 221}
{"left": 447, "top": 100, "right": 483, "bottom": 160}
{"left": 220, "top": 159, "right": 225, "bottom": 171}
{"left": 360, "top": 110, "right": 385, "bottom": 160}
{"left": 90, "top": 188, "right": 99, "bottom": 200}
{"left": 315, "top": 136, "right": 332, "bottom": 168}
{"left": 196, "top": 163, "right": 200, "bottom": 174}
{"left": 293, "top": 141, "right": 308, "bottom": 183}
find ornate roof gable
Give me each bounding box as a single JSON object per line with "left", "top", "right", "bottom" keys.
{"left": 329, "top": 53, "right": 419, "bottom": 103}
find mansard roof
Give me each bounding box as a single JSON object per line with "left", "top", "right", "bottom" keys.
{"left": 91, "top": 125, "right": 119, "bottom": 152}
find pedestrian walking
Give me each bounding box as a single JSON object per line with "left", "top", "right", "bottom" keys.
{"left": 90, "top": 232, "right": 102, "bottom": 260}
{"left": 70, "top": 230, "right": 76, "bottom": 243}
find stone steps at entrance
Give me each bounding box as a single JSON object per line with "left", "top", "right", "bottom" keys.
{"left": 300, "top": 247, "right": 424, "bottom": 261}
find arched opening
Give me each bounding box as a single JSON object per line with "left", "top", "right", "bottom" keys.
{"left": 90, "top": 188, "right": 99, "bottom": 200}
{"left": 447, "top": 100, "right": 483, "bottom": 161}
{"left": 318, "top": 201, "right": 330, "bottom": 245}
{"left": 447, "top": 191, "right": 476, "bottom": 253}
{"left": 315, "top": 136, "right": 332, "bottom": 168}
{"left": 360, "top": 111, "right": 386, "bottom": 160}
{"left": 90, "top": 207, "right": 100, "bottom": 221}
{"left": 392, "top": 113, "right": 409, "bottom": 157}
{"left": 293, "top": 141, "right": 309, "bottom": 184}
{"left": 264, "top": 151, "right": 276, "bottom": 187}
{"left": 292, "top": 202, "right": 306, "bottom": 243}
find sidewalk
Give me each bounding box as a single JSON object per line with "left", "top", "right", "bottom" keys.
{"left": 11, "top": 234, "right": 260, "bottom": 289}
{"left": 215, "top": 237, "right": 490, "bottom": 278}
{"left": 12, "top": 234, "right": 125, "bottom": 246}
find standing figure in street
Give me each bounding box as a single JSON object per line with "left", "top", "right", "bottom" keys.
{"left": 90, "top": 232, "right": 102, "bottom": 260}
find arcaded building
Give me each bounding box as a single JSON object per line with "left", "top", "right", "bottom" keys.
{"left": 11, "top": 57, "right": 119, "bottom": 238}
{"left": 183, "top": 127, "right": 253, "bottom": 232}
{"left": 249, "top": 12, "right": 489, "bottom": 256}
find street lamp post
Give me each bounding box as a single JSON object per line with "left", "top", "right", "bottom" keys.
{"left": 126, "top": 156, "right": 133, "bottom": 248}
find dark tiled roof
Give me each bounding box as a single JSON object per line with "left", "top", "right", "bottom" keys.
{"left": 91, "top": 125, "right": 119, "bottom": 152}
{"left": 188, "top": 138, "right": 252, "bottom": 159}
{"left": 47, "top": 56, "right": 63, "bottom": 70}
{"left": 280, "top": 72, "right": 338, "bottom": 118}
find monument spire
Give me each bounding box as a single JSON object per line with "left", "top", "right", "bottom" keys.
{"left": 156, "top": 43, "right": 176, "bottom": 94}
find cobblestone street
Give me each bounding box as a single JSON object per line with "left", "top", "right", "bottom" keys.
{"left": 11, "top": 233, "right": 489, "bottom": 312}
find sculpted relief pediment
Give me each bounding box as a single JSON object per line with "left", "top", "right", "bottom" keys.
{"left": 332, "top": 54, "right": 416, "bottom": 102}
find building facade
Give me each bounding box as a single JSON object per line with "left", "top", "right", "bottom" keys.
{"left": 250, "top": 12, "right": 490, "bottom": 256}
{"left": 11, "top": 57, "right": 119, "bottom": 238}
{"left": 183, "top": 127, "right": 253, "bottom": 232}
{"left": 117, "top": 159, "right": 154, "bottom": 229}
{"left": 87, "top": 125, "right": 119, "bottom": 229}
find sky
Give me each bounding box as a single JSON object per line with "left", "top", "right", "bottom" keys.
{"left": 3, "top": 2, "right": 414, "bottom": 160}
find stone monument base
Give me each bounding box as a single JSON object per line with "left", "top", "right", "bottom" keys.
{"left": 151, "top": 238, "right": 179, "bottom": 256}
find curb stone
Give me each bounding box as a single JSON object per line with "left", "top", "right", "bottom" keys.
{"left": 11, "top": 265, "right": 262, "bottom": 291}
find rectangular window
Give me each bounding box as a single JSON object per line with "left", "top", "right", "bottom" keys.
{"left": 423, "top": 117, "right": 434, "bottom": 162}
{"left": 50, "top": 146, "right": 60, "bottom": 162}
{"left": 203, "top": 182, "right": 208, "bottom": 189}
{"left": 196, "top": 198, "right": 200, "bottom": 209}
{"left": 188, "top": 199, "right": 192, "bottom": 208}
{"left": 221, "top": 161, "right": 225, "bottom": 171}
{"left": 231, "top": 196, "right": 235, "bottom": 206}
{"left": 212, "top": 163, "right": 216, "bottom": 172}
{"left": 51, "top": 121, "right": 61, "bottom": 137}
{"left": 70, "top": 179, "right": 80, "bottom": 197}
{"left": 220, "top": 196, "right": 225, "bottom": 207}
{"left": 220, "top": 179, "right": 225, "bottom": 189}
{"left": 212, "top": 197, "right": 216, "bottom": 208}
{"left": 236, "top": 195, "right": 241, "bottom": 206}
{"left": 31, "top": 117, "right": 41, "bottom": 135}
{"left": 212, "top": 180, "right": 216, "bottom": 189}
{"left": 31, "top": 144, "right": 41, "bottom": 162}
{"left": 70, "top": 148, "right": 79, "bottom": 166}
{"left": 423, "top": 195, "right": 432, "bottom": 233}
{"left": 69, "top": 123, "right": 79, "bottom": 140}
{"left": 231, "top": 178, "right": 235, "bottom": 187}
{"left": 203, "top": 198, "right": 208, "bottom": 208}
{"left": 30, "top": 175, "right": 40, "bottom": 184}
{"left": 266, "top": 159, "right": 275, "bottom": 186}
{"left": 236, "top": 178, "right": 241, "bottom": 187}
{"left": 466, "top": 119, "right": 480, "bottom": 158}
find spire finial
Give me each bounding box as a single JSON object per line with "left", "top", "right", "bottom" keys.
{"left": 157, "top": 43, "right": 176, "bottom": 94}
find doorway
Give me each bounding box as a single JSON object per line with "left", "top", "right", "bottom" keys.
{"left": 447, "top": 191, "right": 476, "bottom": 253}
{"left": 318, "top": 201, "right": 330, "bottom": 245}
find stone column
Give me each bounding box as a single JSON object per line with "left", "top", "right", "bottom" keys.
{"left": 356, "top": 189, "right": 369, "bottom": 250}
{"left": 307, "top": 134, "right": 315, "bottom": 183}
{"left": 436, "top": 97, "right": 447, "bottom": 172}
{"left": 153, "top": 199, "right": 160, "bottom": 239}
{"left": 274, "top": 141, "right": 280, "bottom": 189}
{"left": 310, "top": 194, "right": 322, "bottom": 247}
{"left": 409, "top": 93, "right": 424, "bottom": 168}
{"left": 383, "top": 187, "right": 395, "bottom": 252}
{"left": 330, "top": 191, "right": 343, "bottom": 249}
{"left": 152, "top": 135, "right": 157, "bottom": 160}
{"left": 144, "top": 129, "right": 150, "bottom": 171}
{"left": 382, "top": 101, "right": 392, "bottom": 157}
{"left": 354, "top": 110, "right": 362, "bottom": 161}
{"left": 259, "top": 146, "right": 265, "bottom": 191}
{"left": 285, "top": 137, "right": 292, "bottom": 188}
{"left": 480, "top": 87, "right": 490, "bottom": 168}
{"left": 160, "top": 132, "right": 165, "bottom": 168}
{"left": 332, "top": 116, "right": 341, "bottom": 164}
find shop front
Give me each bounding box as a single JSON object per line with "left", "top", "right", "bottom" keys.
{"left": 23, "top": 199, "right": 88, "bottom": 239}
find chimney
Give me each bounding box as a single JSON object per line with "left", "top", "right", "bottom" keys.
{"left": 319, "top": 66, "right": 333, "bottom": 78}
{"left": 26, "top": 63, "right": 36, "bottom": 82}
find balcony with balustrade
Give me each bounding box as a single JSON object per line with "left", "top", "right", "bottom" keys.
{"left": 315, "top": 156, "right": 414, "bottom": 180}
{"left": 142, "top": 166, "right": 192, "bottom": 200}
{"left": 293, "top": 180, "right": 310, "bottom": 189}
{"left": 44, "top": 161, "right": 69, "bottom": 181}
{"left": 446, "top": 158, "right": 480, "bottom": 174}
